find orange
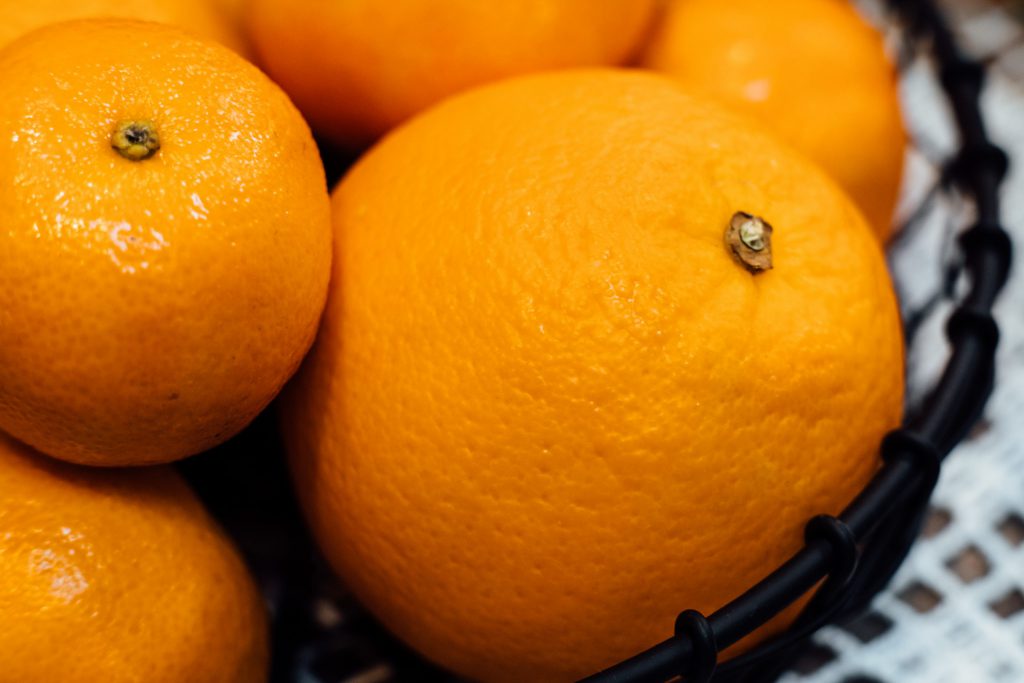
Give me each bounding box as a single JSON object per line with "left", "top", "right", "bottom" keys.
{"left": 281, "top": 70, "right": 904, "bottom": 682}
{"left": 0, "top": 432, "right": 268, "bottom": 682}
{"left": 0, "top": 0, "right": 249, "bottom": 56}
{"left": 0, "top": 20, "right": 332, "bottom": 466}
{"left": 245, "top": 0, "right": 657, "bottom": 146}
{"left": 641, "top": 0, "right": 905, "bottom": 239}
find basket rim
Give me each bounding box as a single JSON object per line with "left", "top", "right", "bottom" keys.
{"left": 581, "top": 1, "right": 1014, "bottom": 681}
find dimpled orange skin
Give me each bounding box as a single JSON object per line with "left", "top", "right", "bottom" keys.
{"left": 0, "top": 433, "right": 268, "bottom": 682}
{"left": 0, "top": 0, "right": 249, "bottom": 56}
{"left": 641, "top": 0, "right": 905, "bottom": 240}
{"left": 244, "top": 0, "right": 657, "bottom": 147}
{"left": 0, "top": 20, "right": 332, "bottom": 466}
{"left": 281, "top": 70, "right": 905, "bottom": 682}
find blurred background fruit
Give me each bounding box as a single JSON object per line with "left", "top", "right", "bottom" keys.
{"left": 0, "top": 0, "right": 249, "bottom": 56}
{"left": 0, "top": 432, "right": 268, "bottom": 683}
{"left": 244, "top": 0, "right": 657, "bottom": 147}
{"left": 641, "top": 0, "right": 905, "bottom": 239}
{"left": 0, "top": 20, "right": 332, "bottom": 466}
{"left": 280, "top": 69, "right": 904, "bottom": 682}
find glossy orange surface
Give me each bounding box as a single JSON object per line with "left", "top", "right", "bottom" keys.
{"left": 281, "top": 70, "right": 905, "bottom": 682}
{"left": 0, "top": 433, "right": 268, "bottom": 682}
{"left": 0, "top": 20, "right": 332, "bottom": 465}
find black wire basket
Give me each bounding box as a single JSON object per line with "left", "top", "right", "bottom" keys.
{"left": 181, "top": 0, "right": 1013, "bottom": 681}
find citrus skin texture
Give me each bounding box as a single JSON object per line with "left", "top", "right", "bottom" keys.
{"left": 0, "top": 0, "right": 249, "bottom": 55}
{"left": 245, "top": 0, "right": 657, "bottom": 146}
{"left": 282, "top": 70, "right": 905, "bottom": 682}
{"left": 642, "top": 0, "right": 906, "bottom": 239}
{"left": 0, "top": 433, "right": 268, "bottom": 682}
{"left": 0, "top": 20, "right": 332, "bottom": 466}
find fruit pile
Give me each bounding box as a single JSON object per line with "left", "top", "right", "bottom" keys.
{"left": 0, "top": 2, "right": 907, "bottom": 682}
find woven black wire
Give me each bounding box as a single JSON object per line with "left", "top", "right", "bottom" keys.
{"left": 578, "top": 1, "right": 1013, "bottom": 681}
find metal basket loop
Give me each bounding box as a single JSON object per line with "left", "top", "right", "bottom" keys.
{"left": 960, "top": 217, "right": 1012, "bottom": 261}
{"left": 803, "top": 515, "right": 859, "bottom": 595}
{"left": 945, "top": 142, "right": 1010, "bottom": 191}
{"left": 946, "top": 307, "right": 1001, "bottom": 354}
{"left": 674, "top": 610, "right": 718, "bottom": 683}
{"left": 880, "top": 430, "right": 941, "bottom": 500}
{"left": 938, "top": 58, "right": 984, "bottom": 95}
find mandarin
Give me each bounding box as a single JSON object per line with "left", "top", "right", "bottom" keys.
{"left": 245, "top": 0, "right": 657, "bottom": 146}
{"left": 0, "top": 20, "right": 332, "bottom": 466}
{"left": 0, "top": 433, "right": 268, "bottom": 682}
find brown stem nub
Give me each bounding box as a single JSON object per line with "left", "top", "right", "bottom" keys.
{"left": 112, "top": 120, "right": 160, "bottom": 161}
{"left": 725, "top": 211, "right": 773, "bottom": 274}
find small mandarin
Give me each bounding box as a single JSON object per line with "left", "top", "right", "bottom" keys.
{"left": 0, "top": 433, "right": 268, "bottom": 682}
{"left": 0, "top": 20, "right": 332, "bottom": 466}
{"left": 245, "top": 0, "right": 657, "bottom": 146}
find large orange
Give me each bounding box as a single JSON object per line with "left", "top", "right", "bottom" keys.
{"left": 0, "top": 0, "right": 248, "bottom": 55}
{"left": 0, "top": 20, "right": 332, "bottom": 466}
{"left": 244, "top": 0, "right": 657, "bottom": 146}
{"left": 281, "top": 70, "right": 904, "bottom": 682}
{"left": 641, "top": 0, "right": 905, "bottom": 239}
{"left": 0, "top": 433, "right": 267, "bottom": 681}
